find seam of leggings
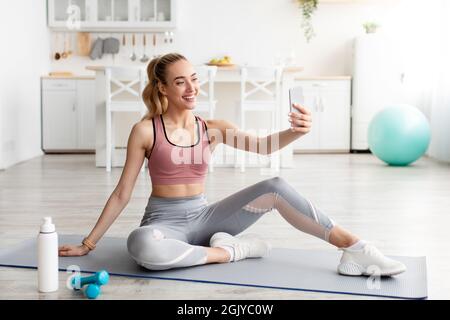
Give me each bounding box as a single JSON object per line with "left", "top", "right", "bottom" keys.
{"left": 242, "top": 205, "right": 273, "bottom": 214}
{"left": 304, "top": 196, "right": 319, "bottom": 223}
{"left": 140, "top": 246, "right": 196, "bottom": 267}
{"left": 324, "top": 229, "right": 332, "bottom": 243}
{"left": 275, "top": 192, "right": 334, "bottom": 242}
{"left": 242, "top": 192, "right": 276, "bottom": 214}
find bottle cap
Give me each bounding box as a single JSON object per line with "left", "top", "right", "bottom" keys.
{"left": 40, "top": 217, "right": 55, "bottom": 233}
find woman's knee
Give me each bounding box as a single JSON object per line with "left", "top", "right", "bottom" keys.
{"left": 263, "top": 176, "right": 289, "bottom": 191}
{"left": 127, "top": 226, "right": 203, "bottom": 271}
{"left": 127, "top": 226, "right": 169, "bottom": 267}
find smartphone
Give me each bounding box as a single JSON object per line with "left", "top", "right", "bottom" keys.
{"left": 289, "top": 86, "right": 304, "bottom": 114}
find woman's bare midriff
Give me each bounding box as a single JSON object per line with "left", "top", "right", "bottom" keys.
{"left": 151, "top": 184, "right": 205, "bottom": 198}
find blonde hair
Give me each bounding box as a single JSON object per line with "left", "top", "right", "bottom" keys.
{"left": 141, "top": 53, "right": 187, "bottom": 120}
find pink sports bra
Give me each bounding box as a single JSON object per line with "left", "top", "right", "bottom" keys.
{"left": 148, "top": 114, "right": 211, "bottom": 185}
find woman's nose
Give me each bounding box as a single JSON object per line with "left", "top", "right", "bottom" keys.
{"left": 186, "top": 81, "right": 195, "bottom": 91}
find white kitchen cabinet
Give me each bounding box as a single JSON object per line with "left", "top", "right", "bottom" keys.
{"left": 292, "top": 78, "right": 351, "bottom": 152}
{"left": 42, "top": 78, "right": 95, "bottom": 151}
{"left": 48, "top": 0, "right": 93, "bottom": 29}
{"left": 47, "top": 0, "right": 177, "bottom": 31}
{"left": 76, "top": 80, "right": 96, "bottom": 149}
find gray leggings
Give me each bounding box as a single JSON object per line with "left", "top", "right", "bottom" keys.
{"left": 127, "top": 177, "right": 336, "bottom": 270}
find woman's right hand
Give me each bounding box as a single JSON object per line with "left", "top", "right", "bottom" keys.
{"left": 58, "top": 244, "right": 90, "bottom": 257}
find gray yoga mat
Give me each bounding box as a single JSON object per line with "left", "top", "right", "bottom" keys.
{"left": 0, "top": 235, "right": 427, "bottom": 300}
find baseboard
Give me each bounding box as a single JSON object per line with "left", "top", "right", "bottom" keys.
{"left": 293, "top": 150, "right": 351, "bottom": 154}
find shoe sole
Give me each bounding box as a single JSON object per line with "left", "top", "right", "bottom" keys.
{"left": 338, "top": 262, "right": 406, "bottom": 277}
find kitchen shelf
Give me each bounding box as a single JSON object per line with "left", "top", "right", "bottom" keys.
{"left": 47, "top": 0, "right": 177, "bottom": 31}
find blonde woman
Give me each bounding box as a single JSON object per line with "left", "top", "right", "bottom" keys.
{"left": 59, "top": 53, "right": 406, "bottom": 277}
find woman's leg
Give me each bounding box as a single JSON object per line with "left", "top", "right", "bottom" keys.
{"left": 192, "top": 176, "right": 358, "bottom": 248}
{"left": 193, "top": 177, "right": 405, "bottom": 276}
{"left": 127, "top": 224, "right": 215, "bottom": 270}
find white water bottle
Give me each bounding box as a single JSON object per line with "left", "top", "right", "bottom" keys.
{"left": 37, "top": 217, "right": 59, "bottom": 292}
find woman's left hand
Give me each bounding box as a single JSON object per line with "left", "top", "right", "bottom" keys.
{"left": 288, "top": 103, "right": 312, "bottom": 134}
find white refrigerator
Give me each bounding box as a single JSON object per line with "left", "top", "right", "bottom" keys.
{"left": 351, "top": 33, "right": 405, "bottom": 150}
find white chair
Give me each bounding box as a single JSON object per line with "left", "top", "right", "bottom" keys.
{"left": 235, "top": 66, "right": 283, "bottom": 172}
{"left": 193, "top": 65, "right": 218, "bottom": 172}
{"left": 105, "top": 66, "right": 147, "bottom": 172}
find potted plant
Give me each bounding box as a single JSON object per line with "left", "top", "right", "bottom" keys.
{"left": 363, "top": 22, "right": 380, "bottom": 34}
{"left": 297, "top": 0, "right": 318, "bottom": 42}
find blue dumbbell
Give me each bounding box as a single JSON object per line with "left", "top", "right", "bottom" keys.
{"left": 71, "top": 270, "right": 109, "bottom": 290}
{"left": 84, "top": 284, "right": 101, "bottom": 299}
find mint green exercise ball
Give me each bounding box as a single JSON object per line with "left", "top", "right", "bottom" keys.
{"left": 368, "top": 105, "right": 431, "bottom": 166}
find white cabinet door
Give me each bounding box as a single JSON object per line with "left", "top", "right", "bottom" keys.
{"left": 96, "top": 0, "right": 131, "bottom": 27}
{"left": 293, "top": 89, "right": 320, "bottom": 151}
{"left": 48, "top": 0, "right": 177, "bottom": 30}
{"left": 48, "top": 0, "right": 94, "bottom": 29}
{"left": 319, "top": 87, "right": 351, "bottom": 150}
{"left": 77, "top": 80, "right": 96, "bottom": 149}
{"left": 42, "top": 79, "right": 95, "bottom": 151}
{"left": 132, "top": 0, "right": 177, "bottom": 29}
{"left": 292, "top": 79, "right": 351, "bottom": 152}
{"left": 42, "top": 90, "right": 78, "bottom": 150}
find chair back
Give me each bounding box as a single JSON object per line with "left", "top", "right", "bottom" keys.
{"left": 105, "top": 66, "right": 147, "bottom": 111}
{"left": 240, "top": 66, "right": 283, "bottom": 102}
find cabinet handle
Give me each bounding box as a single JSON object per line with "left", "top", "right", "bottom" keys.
{"left": 314, "top": 95, "right": 320, "bottom": 112}
{"left": 73, "top": 103, "right": 76, "bottom": 112}
{"left": 313, "top": 82, "right": 326, "bottom": 112}
{"left": 86, "top": 6, "right": 90, "bottom": 21}
{"left": 319, "top": 97, "right": 325, "bottom": 112}
{"left": 135, "top": 6, "right": 138, "bottom": 21}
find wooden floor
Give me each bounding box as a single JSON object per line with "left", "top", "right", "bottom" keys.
{"left": 1, "top": 153, "right": 449, "bottom": 300}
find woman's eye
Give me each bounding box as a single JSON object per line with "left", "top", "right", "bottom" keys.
{"left": 192, "top": 78, "right": 198, "bottom": 81}
{"left": 176, "top": 82, "right": 184, "bottom": 85}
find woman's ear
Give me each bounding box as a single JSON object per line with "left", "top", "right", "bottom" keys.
{"left": 158, "top": 82, "right": 167, "bottom": 96}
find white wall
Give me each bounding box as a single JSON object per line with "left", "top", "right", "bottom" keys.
{"left": 48, "top": 0, "right": 400, "bottom": 148}
{"left": 3, "top": 0, "right": 444, "bottom": 167}
{"left": 0, "top": 0, "right": 50, "bottom": 170}
{"left": 50, "top": 0, "right": 399, "bottom": 76}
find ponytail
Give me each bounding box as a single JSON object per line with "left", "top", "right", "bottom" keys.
{"left": 141, "top": 53, "right": 187, "bottom": 120}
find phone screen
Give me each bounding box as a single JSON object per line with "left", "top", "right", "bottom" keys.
{"left": 289, "top": 86, "right": 304, "bottom": 113}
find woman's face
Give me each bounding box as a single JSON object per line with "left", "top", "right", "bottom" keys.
{"left": 160, "top": 59, "right": 200, "bottom": 111}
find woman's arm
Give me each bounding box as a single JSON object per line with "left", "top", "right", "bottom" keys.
{"left": 59, "top": 121, "right": 152, "bottom": 256}
{"left": 207, "top": 103, "right": 311, "bottom": 155}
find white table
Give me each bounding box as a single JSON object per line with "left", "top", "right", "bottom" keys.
{"left": 86, "top": 65, "right": 304, "bottom": 169}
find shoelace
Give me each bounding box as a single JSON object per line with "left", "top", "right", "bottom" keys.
{"left": 338, "top": 241, "right": 375, "bottom": 253}
{"left": 339, "top": 242, "right": 386, "bottom": 260}
{"left": 363, "top": 244, "right": 387, "bottom": 259}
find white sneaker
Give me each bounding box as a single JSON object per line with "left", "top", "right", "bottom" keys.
{"left": 338, "top": 243, "right": 407, "bottom": 276}
{"left": 209, "top": 232, "right": 271, "bottom": 262}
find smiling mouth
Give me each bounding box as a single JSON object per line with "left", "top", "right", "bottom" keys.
{"left": 182, "top": 95, "right": 196, "bottom": 102}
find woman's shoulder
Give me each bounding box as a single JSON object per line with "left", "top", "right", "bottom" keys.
{"left": 135, "top": 118, "right": 155, "bottom": 133}
{"left": 132, "top": 118, "right": 155, "bottom": 144}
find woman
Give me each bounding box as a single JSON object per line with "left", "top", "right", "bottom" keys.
{"left": 59, "top": 53, "right": 406, "bottom": 276}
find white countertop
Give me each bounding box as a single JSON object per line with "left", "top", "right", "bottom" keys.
{"left": 41, "top": 72, "right": 350, "bottom": 82}
{"left": 85, "top": 65, "right": 305, "bottom": 73}
{"left": 41, "top": 75, "right": 95, "bottom": 80}
{"left": 294, "top": 75, "right": 352, "bottom": 80}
